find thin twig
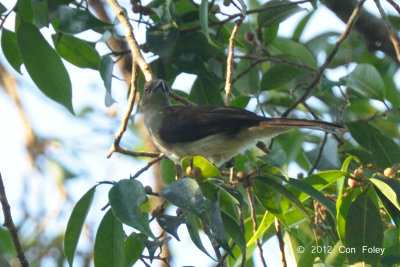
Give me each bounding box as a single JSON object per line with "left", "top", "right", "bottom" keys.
{"left": 131, "top": 154, "right": 164, "bottom": 179}
{"left": 308, "top": 133, "right": 328, "bottom": 175}
{"left": 374, "top": 0, "right": 400, "bottom": 62}
{"left": 113, "top": 146, "right": 161, "bottom": 158}
{"left": 282, "top": 0, "right": 366, "bottom": 117}
{"left": 274, "top": 217, "right": 286, "bottom": 267}
{"left": 181, "top": 0, "right": 311, "bottom": 33}
{"left": 386, "top": 0, "right": 400, "bottom": 15}
{"left": 225, "top": 19, "right": 243, "bottom": 106}
{"left": 107, "top": 68, "right": 138, "bottom": 158}
{"left": 105, "top": 0, "right": 153, "bottom": 81}
{"left": 216, "top": 242, "right": 236, "bottom": 267}
{"left": 200, "top": 220, "right": 222, "bottom": 260}
{"left": 246, "top": 188, "right": 267, "bottom": 267}
{"left": 236, "top": 205, "right": 246, "bottom": 266}
{"left": 168, "top": 91, "right": 194, "bottom": 106}
{"left": 0, "top": 174, "right": 29, "bottom": 267}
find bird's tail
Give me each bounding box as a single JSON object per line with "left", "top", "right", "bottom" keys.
{"left": 246, "top": 118, "right": 342, "bottom": 140}
{"left": 260, "top": 118, "right": 342, "bottom": 131}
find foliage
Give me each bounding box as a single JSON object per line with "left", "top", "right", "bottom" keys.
{"left": 1, "top": 0, "right": 400, "bottom": 266}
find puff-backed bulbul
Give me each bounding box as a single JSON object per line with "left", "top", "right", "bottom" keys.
{"left": 140, "top": 79, "right": 342, "bottom": 167}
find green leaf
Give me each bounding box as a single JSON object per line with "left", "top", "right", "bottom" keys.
{"left": 94, "top": 210, "right": 124, "bottom": 267}
{"left": 52, "top": 34, "right": 100, "bottom": 69}
{"left": 0, "top": 3, "right": 7, "bottom": 13}
{"left": 260, "top": 62, "right": 299, "bottom": 91}
{"left": 0, "top": 227, "right": 15, "bottom": 256}
{"left": 292, "top": 11, "right": 314, "bottom": 41}
{"left": 31, "top": 0, "right": 49, "bottom": 28}
{"left": 268, "top": 38, "right": 317, "bottom": 68}
{"left": 108, "top": 179, "right": 154, "bottom": 237}
{"left": 209, "top": 192, "right": 231, "bottom": 254}
{"left": 139, "top": 237, "right": 170, "bottom": 262}
{"left": 325, "top": 240, "right": 347, "bottom": 266}
{"left": 221, "top": 211, "right": 246, "bottom": 254}
{"left": 160, "top": 178, "right": 208, "bottom": 222}
{"left": 345, "top": 188, "right": 383, "bottom": 266}
{"left": 124, "top": 233, "right": 145, "bottom": 267}
{"left": 17, "top": 0, "right": 33, "bottom": 22}
{"left": 146, "top": 23, "right": 179, "bottom": 59}
{"left": 181, "top": 156, "right": 221, "bottom": 180}
{"left": 199, "top": 0, "right": 209, "bottom": 38}
{"left": 370, "top": 177, "right": 400, "bottom": 211}
{"left": 287, "top": 178, "right": 336, "bottom": 218}
{"left": 183, "top": 211, "right": 214, "bottom": 259}
{"left": 234, "top": 59, "right": 260, "bottom": 95}
{"left": 156, "top": 214, "right": 184, "bottom": 241}
{"left": 375, "top": 187, "right": 400, "bottom": 229}
{"left": 337, "top": 189, "right": 360, "bottom": 242}
{"left": 254, "top": 176, "right": 311, "bottom": 221}
{"left": 173, "top": 32, "right": 223, "bottom": 60}
{"left": 207, "top": 178, "right": 243, "bottom": 205}
{"left": 16, "top": 21, "right": 74, "bottom": 113}
{"left": 346, "top": 63, "right": 385, "bottom": 100}
{"left": 99, "top": 55, "right": 115, "bottom": 106}
{"left": 253, "top": 179, "right": 282, "bottom": 214}
{"left": 160, "top": 158, "right": 176, "bottom": 184}
{"left": 348, "top": 122, "right": 400, "bottom": 169}
{"left": 64, "top": 186, "right": 96, "bottom": 266}
{"left": 189, "top": 74, "right": 224, "bottom": 105}
{"left": 258, "top": 0, "right": 303, "bottom": 28}
{"left": 1, "top": 29, "right": 23, "bottom": 73}
{"left": 57, "top": 6, "right": 112, "bottom": 34}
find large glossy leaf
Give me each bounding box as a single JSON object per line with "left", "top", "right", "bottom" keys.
{"left": 258, "top": 0, "right": 303, "bottom": 28}
{"left": 156, "top": 214, "right": 184, "bottom": 241}
{"left": 345, "top": 188, "right": 383, "bottom": 266}
{"left": 189, "top": 74, "right": 224, "bottom": 105}
{"left": 199, "top": 0, "right": 209, "bottom": 38}
{"left": 17, "top": 21, "right": 73, "bottom": 113}
{"left": 108, "top": 179, "right": 154, "bottom": 237}
{"left": 209, "top": 192, "right": 231, "bottom": 253}
{"left": 221, "top": 211, "right": 246, "bottom": 254}
{"left": 57, "top": 6, "right": 112, "bottom": 34}
{"left": 1, "top": 29, "right": 22, "bottom": 73}
{"left": 346, "top": 63, "right": 384, "bottom": 100}
{"left": 183, "top": 211, "right": 214, "bottom": 259}
{"left": 64, "top": 186, "right": 96, "bottom": 266}
{"left": 94, "top": 210, "right": 124, "bottom": 267}
{"left": 31, "top": 0, "right": 49, "bottom": 27}
{"left": 124, "top": 233, "right": 145, "bottom": 267}
{"left": 160, "top": 178, "right": 209, "bottom": 222}
{"left": 253, "top": 176, "right": 311, "bottom": 221}
{"left": 348, "top": 122, "right": 400, "bottom": 169}
{"left": 287, "top": 178, "right": 336, "bottom": 218}
{"left": 146, "top": 23, "right": 179, "bottom": 59}
{"left": 370, "top": 177, "right": 400, "bottom": 211}
{"left": 268, "top": 38, "right": 317, "bottom": 68}
{"left": 52, "top": 34, "right": 100, "bottom": 69}
{"left": 260, "top": 62, "right": 299, "bottom": 91}
{"left": 99, "top": 55, "right": 115, "bottom": 106}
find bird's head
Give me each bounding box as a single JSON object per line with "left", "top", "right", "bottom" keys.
{"left": 140, "top": 79, "right": 171, "bottom": 114}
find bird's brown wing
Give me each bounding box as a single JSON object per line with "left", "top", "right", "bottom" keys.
{"left": 157, "top": 105, "right": 264, "bottom": 143}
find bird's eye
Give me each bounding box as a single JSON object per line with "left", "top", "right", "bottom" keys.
{"left": 144, "top": 86, "right": 150, "bottom": 92}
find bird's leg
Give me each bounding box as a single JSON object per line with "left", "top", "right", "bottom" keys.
{"left": 174, "top": 163, "right": 183, "bottom": 180}
{"left": 256, "top": 141, "right": 270, "bottom": 154}
{"left": 225, "top": 158, "right": 236, "bottom": 184}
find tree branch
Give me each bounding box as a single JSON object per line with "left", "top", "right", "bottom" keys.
{"left": 246, "top": 187, "right": 267, "bottom": 267}
{"left": 0, "top": 173, "right": 29, "bottom": 267}
{"left": 105, "top": 0, "right": 153, "bottom": 81}
{"left": 283, "top": 0, "right": 366, "bottom": 117}
{"left": 321, "top": 0, "right": 400, "bottom": 63}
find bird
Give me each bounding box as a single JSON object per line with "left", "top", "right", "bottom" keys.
{"left": 140, "top": 79, "right": 342, "bottom": 167}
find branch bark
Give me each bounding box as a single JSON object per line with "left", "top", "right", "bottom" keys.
{"left": 0, "top": 173, "right": 29, "bottom": 267}
{"left": 321, "top": 0, "right": 400, "bottom": 63}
